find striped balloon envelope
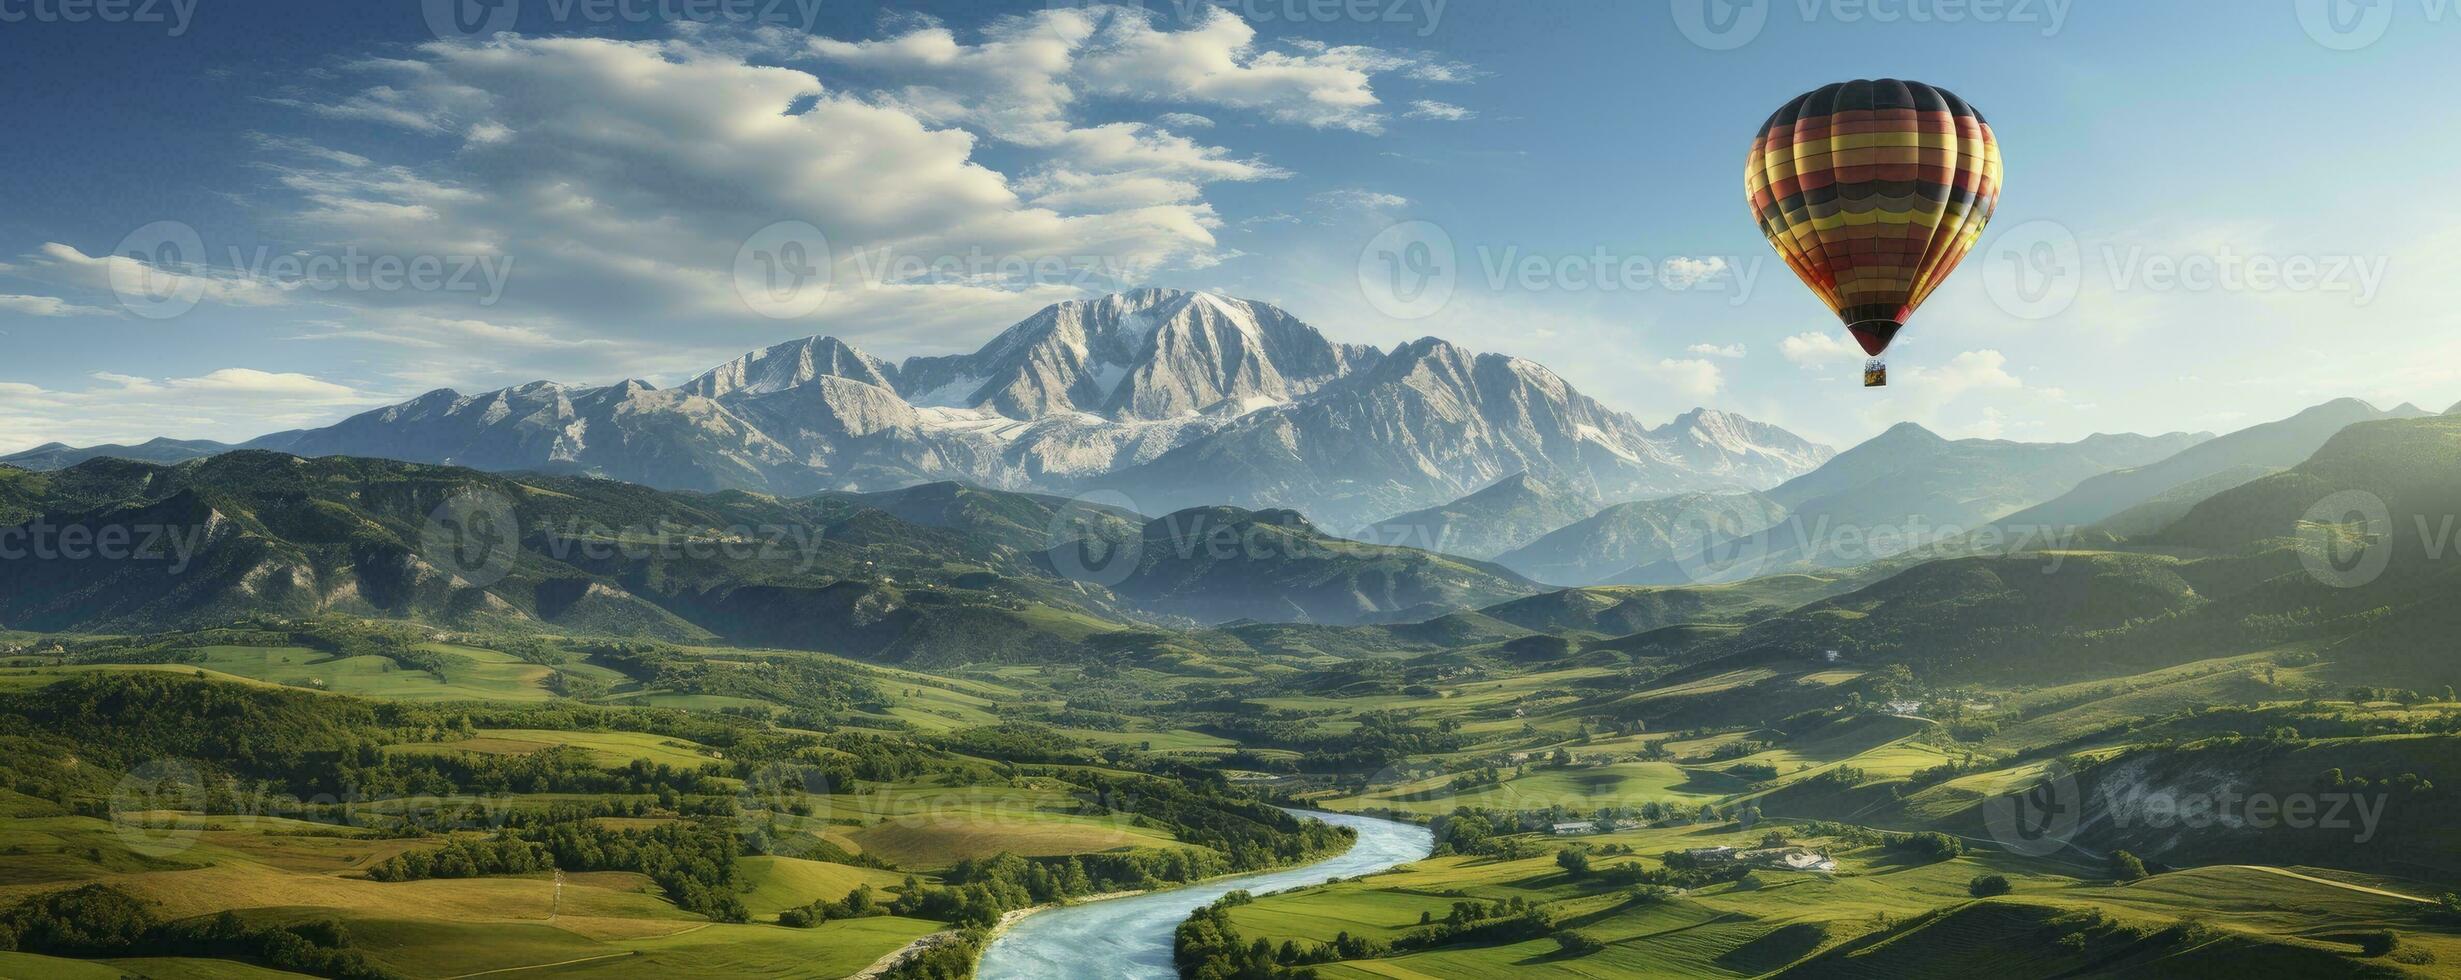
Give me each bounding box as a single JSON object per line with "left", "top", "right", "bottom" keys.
{"left": 1745, "top": 79, "right": 2002, "bottom": 386}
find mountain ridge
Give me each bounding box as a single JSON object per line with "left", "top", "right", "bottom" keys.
{"left": 4, "top": 290, "right": 1833, "bottom": 530}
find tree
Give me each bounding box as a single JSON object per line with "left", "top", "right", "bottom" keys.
{"left": 2357, "top": 929, "right": 2399, "bottom": 956}
{"left": 1555, "top": 847, "right": 1592, "bottom": 879}
{"left": 1555, "top": 929, "right": 1605, "bottom": 955}
{"left": 2109, "top": 850, "right": 2148, "bottom": 882}
{"left": 1968, "top": 873, "right": 2012, "bottom": 897}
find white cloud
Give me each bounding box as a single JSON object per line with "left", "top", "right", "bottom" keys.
{"left": 1906, "top": 349, "right": 2023, "bottom": 398}
{"left": 0, "top": 293, "right": 121, "bottom": 318}
{"left": 1660, "top": 256, "right": 1730, "bottom": 289}
{"left": 231, "top": 32, "right": 1266, "bottom": 348}
{"left": 1852, "top": 349, "right": 2035, "bottom": 439}
{"left": 1311, "top": 189, "right": 1409, "bottom": 213}
{"left": 160, "top": 368, "right": 361, "bottom": 398}
{"left": 1648, "top": 357, "right": 1723, "bottom": 399}
{"left": 1068, "top": 7, "right": 1431, "bottom": 132}
{"left": 804, "top": 6, "right": 1463, "bottom": 138}
{"left": 1686, "top": 342, "right": 1745, "bottom": 358}
{"left": 1780, "top": 330, "right": 1860, "bottom": 366}
{"left": 1405, "top": 100, "right": 1472, "bottom": 121}
{"left": 0, "top": 369, "right": 376, "bottom": 453}
{"left": 24, "top": 242, "right": 292, "bottom": 309}
{"left": 4, "top": 11, "right": 1493, "bottom": 449}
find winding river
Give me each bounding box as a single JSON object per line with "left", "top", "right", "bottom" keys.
{"left": 976, "top": 810, "right": 1434, "bottom": 980}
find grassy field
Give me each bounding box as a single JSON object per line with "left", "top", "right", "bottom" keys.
{"left": 12, "top": 579, "right": 2461, "bottom": 980}
{"left": 1216, "top": 820, "right": 2456, "bottom": 978}
{"left": 385, "top": 728, "right": 726, "bottom": 770}
{"left": 734, "top": 855, "right": 909, "bottom": 917}
{"left": 178, "top": 645, "right": 560, "bottom": 701}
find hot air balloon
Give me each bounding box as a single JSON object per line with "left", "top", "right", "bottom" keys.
{"left": 1745, "top": 79, "right": 2001, "bottom": 387}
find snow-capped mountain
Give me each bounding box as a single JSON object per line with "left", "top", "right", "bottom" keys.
{"left": 895, "top": 288, "right": 1382, "bottom": 420}
{"left": 73, "top": 290, "right": 1836, "bottom": 527}
{"left": 1093, "top": 335, "right": 1831, "bottom": 525}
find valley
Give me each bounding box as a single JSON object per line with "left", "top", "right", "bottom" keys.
{"left": 7, "top": 317, "right": 2461, "bottom": 978}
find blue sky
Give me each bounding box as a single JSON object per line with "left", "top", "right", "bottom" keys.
{"left": 3, "top": 0, "right": 2457, "bottom": 454}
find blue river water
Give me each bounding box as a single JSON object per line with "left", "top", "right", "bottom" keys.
{"left": 975, "top": 810, "right": 1433, "bottom": 979}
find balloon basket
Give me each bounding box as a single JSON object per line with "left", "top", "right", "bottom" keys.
{"left": 1863, "top": 358, "right": 1887, "bottom": 388}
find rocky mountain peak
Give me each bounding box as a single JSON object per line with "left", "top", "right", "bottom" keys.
{"left": 685, "top": 335, "right": 899, "bottom": 400}
{"left": 898, "top": 288, "right": 1372, "bottom": 422}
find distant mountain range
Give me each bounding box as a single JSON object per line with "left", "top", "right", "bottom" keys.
{"left": 1631, "top": 412, "right": 2461, "bottom": 689}
{"left": 0, "top": 290, "right": 1833, "bottom": 531}
{"left": 1992, "top": 397, "right": 2430, "bottom": 537}
{"left": 1378, "top": 398, "right": 2445, "bottom": 588}
{"left": 0, "top": 452, "right": 1539, "bottom": 651}
{"left": 1397, "top": 422, "right": 2213, "bottom": 587}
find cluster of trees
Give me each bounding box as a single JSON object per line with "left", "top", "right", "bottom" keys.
{"left": 1202, "top": 711, "right": 1468, "bottom": 776}
{"left": 938, "top": 722, "right": 1098, "bottom": 765}
{"left": 1175, "top": 892, "right": 1574, "bottom": 978}
{"left": 367, "top": 818, "right": 748, "bottom": 922}
{"left": 1885, "top": 831, "right": 1966, "bottom": 862}
{"left": 1426, "top": 801, "right": 1740, "bottom": 859}
{"left": 1174, "top": 898, "right": 1322, "bottom": 979}
{"left": 0, "top": 671, "right": 776, "bottom": 809}
{"left": 0, "top": 885, "right": 394, "bottom": 979}
{"left": 576, "top": 640, "right": 889, "bottom": 718}
{"left": 286, "top": 618, "right": 451, "bottom": 680}
{"left": 879, "top": 926, "right": 991, "bottom": 980}
{"left": 1387, "top": 895, "right": 1558, "bottom": 952}
{"left": 343, "top": 745, "right": 732, "bottom": 801}
{"left": 887, "top": 837, "right": 1338, "bottom": 930}
{"left": 998, "top": 704, "right": 1135, "bottom": 732}
{"left": 778, "top": 884, "right": 885, "bottom": 927}
{"left": 1070, "top": 773, "right": 1353, "bottom": 870}
{"left": 535, "top": 819, "right": 747, "bottom": 920}
{"left": 364, "top": 833, "right": 550, "bottom": 882}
